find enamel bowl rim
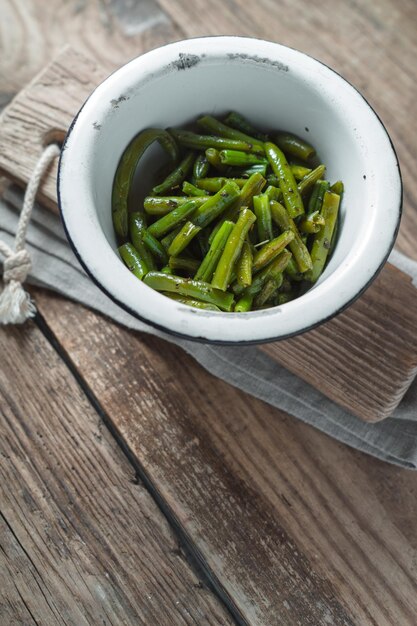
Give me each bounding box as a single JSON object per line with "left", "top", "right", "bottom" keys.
{"left": 57, "top": 35, "right": 402, "bottom": 345}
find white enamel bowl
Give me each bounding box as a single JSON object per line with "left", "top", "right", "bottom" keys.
{"left": 58, "top": 36, "right": 402, "bottom": 344}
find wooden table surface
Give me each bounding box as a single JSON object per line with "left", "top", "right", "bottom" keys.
{"left": 1, "top": 1, "right": 417, "bottom": 625}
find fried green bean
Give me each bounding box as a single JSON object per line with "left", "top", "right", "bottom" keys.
{"left": 306, "top": 191, "right": 340, "bottom": 282}
{"left": 168, "top": 221, "right": 202, "bottom": 257}
{"left": 212, "top": 208, "right": 256, "bottom": 291}
{"left": 218, "top": 150, "right": 267, "bottom": 167}
{"left": 298, "top": 165, "right": 326, "bottom": 198}
{"left": 197, "top": 115, "right": 264, "bottom": 152}
{"left": 182, "top": 181, "right": 208, "bottom": 197}
{"left": 252, "top": 230, "right": 295, "bottom": 272}
{"left": 253, "top": 194, "right": 273, "bottom": 242}
{"left": 164, "top": 292, "right": 221, "bottom": 311}
{"left": 144, "top": 195, "right": 209, "bottom": 215}
{"left": 129, "top": 213, "right": 156, "bottom": 271}
{"left": 265, "top": 142, "right": 304, "bottom": 218}
{"left": 170, "top": 128, "right": 264, "bottom": 154}
{"left": 224, "top": 112, "right": 268, "bottom": 142}
{"left": 298, "top": 210, "right": 326, "bottom": 234}
{"left": 307, "top": 180, "right": 329, "bottom": 215}
{"left": 152, "top": 151, "right": 194, "bottom": 195}
{"left": 234, "top": 292, "right": 254, "bottom": 312}
{"left": 194, "top": 220, "right": 234, "bottom": 282}
{"left": 193, "top": 153, "right": 209, "bottom": 179}
{"left": 112, "top": 128, "right": 179, "bottom": 238}
{"left": 118, "top": 243, "right": 149, "bottom": 280}
{"left": 270, "top": 200, "right": 313, "bottom": 272}
{"left": 143, "top": 272, "right": 234, "bottom": 311}
{"left": 148, "top": 199, "right": 199, "bottom": 238}
{"left": 274, "top": 131, "right": 316, "bottom": 161}
{"left": 236, "top": 239, "right": 253, "bottom": 287}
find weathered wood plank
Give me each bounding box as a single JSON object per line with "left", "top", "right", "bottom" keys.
{"left": 0, "top": 322, "right": 234, "bottom": 626}
{"left": 1, "top": 48, "right": 416, "bottom": 421}
{"left": 34, "top": 289, "right": 417, "bottom": 626}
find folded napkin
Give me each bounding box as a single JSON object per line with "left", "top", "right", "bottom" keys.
{"left": 1, "top": 186, "right": 417, "bottom": 468}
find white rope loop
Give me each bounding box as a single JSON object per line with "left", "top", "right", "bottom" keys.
{"left": 0, "top": 143, "right": 61, "bottom": 325}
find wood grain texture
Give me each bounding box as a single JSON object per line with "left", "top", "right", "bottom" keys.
{"left": 0, "top": 322, "right": 234, "bottom": 626}
{"left": 33, "top": 288, "right": 417, "bottom": 626}
{"left": 0, "top": 47, "right": 416, "bottom": 421}
{"left": 156, "top": 0, "right": 417, "bottom": 262}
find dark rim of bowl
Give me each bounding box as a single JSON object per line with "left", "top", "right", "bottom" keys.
{"left": 57, "top": 35, "right": 403, "bottom": 346}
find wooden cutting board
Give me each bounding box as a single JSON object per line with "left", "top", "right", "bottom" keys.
{"left": 0, "top": 46, "right": 416, "bottom": 422}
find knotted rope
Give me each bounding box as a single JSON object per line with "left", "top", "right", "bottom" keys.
{"left": 0, "top": 143, "right": 61, "bottom": 324}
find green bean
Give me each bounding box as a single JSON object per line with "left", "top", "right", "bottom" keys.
{"left": 298, "top": 165, "right": 326, "bottom": 198}
{"left": 168, "top": 221, "right": 202, "bottom": 257}
{"left": 233, "top": 163, "right": 268, "bottom": 178}
{"left": 147, "top": 199, "right": 199, "bottom": 238}
{"left": 163, "top": 292, "right": 221, "bottom": 311}
{"left": 224, "top": 112, "right": 268, "bottom": 142}
{"left": 236, "top": 250, "right": 292, "bottom": 297}
{"left": 298, "top": 210, "right": 325, "bottom": 234}
{"left": 264, "top": 185, "right": 282, "bottom": 202}
{"left": 182, "top": 181, "right": 208, "bottom": 197}
{"left": 307, "top": 180, "right": 329, "bottom": 215}
{"left": 143, "top": 272, "right": 234, "bottom": 311}
{"left": 329, "top": 210, "right": 340, "bottom": 257}
{"left": 196, "top": 177, "right": 246, "bottom": 192}
{"left": 253, "top": 194, "right": 273, "bottom": 242}
{"left": 290, "top": 164, "right": 312, "bottom": 180}
{"left": 236, "top": 239, "right": 253, "bottom": 287}
{"left": 279, "top": 278, "right": 292, "bottom": 293}
{"left": 160, "top": 265, "right": 173, "bottom": 275}
{"left": 285, "top": 256, "right": 304, "bottom": 282}
{"left": 265, "top": 142, "right": 304, "bottom": 219}
{"left": 218, "top": 150, "right": 267, "bottom": 167}
{"left": 152, "top": 151, "right": 194, "bottom": 195}
{"left": 160, "top": 226, "right": 182, "bottom": 250}
{"left": 193, "top": 153, "right": 209, "bottom": 179}
{"left": 306, "top": 191, "right": 340, "bottom": 282}
{"left": 212, "top": 208, "right": 256, "bottom": 291}
{"left": 168, "top": 256, "right": 200, "bottom": 274}
{"left": 197, "top": 115, "right": 264, "bottom": 152}
{"left": 142, "top": 230, "right": 168, "bottom": 265}
{"left": 270, "top": 200, "right": 313, "bottom": 272}
{"left": 274, "top": 131, "right": 316, "bottom": 161}
{"left": 254, "top": 274, "right": 283, "bottom": 307}
{"left": 252, "top": 230, "right": 295, "bottom": 272}
{"left": 112, "top": 128, "right": 179, "bottom": 238}
{"left": 170, "top": 128, "right": 264, "bottom": 154}
{"left": 129, "top": 213, "right": 156, "bottom": 271}
{"left": 118, "top": 243, "right": 149, "bottom": 280}
{"left": 205, "top": 148, "right": 228, "bottom": 172}
{"left": 277, "top": 292, "right": 295, "bottom": 305}
{"left": 330, "top": 180, "right": 344, "bottom": 195}
{"left": 195, "top": 220, "right": 234, "bottom": 282}
{"left": 234, "top": 292, "right": 254, "bottom": 312}
{"left": 144, "top": 195, "right": 209, "bottom": 215}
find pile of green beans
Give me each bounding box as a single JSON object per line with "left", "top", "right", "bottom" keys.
{"left": 112, "top": 113, "right": 343, "bottom": 313}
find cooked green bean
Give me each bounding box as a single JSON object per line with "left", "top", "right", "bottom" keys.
{"left": 144, "top": 195, "right": 209, "bottom": 215}
{"left": 252, "top": 230, "right": 295, "bottom": 272}
{"left": 143, "top": 272, "right": 234, "bottom": 311}
{"left": 330, "top": 180, "right": 344, "bottom": 195}
{"left": 168, "top": 221, "right": 202, "bottom": 257}
{"left": 274, "top": 131, "right": 316, "bottom": 161}
{"left": 236, "top": 239, "right": 253, "bottom": 287}
{"left": 218, "top": 150, "right": 267, "bottom": 167}
{"left": 307, "top": 180, "right": 329, "bottom": 215}
{"left": 298, "top": 165, "right": 326, "bottom": 198}
{"left": 234, "top": 292, "right": 254, "bottom": 312}
{"left": 254, "top": 274, "right": 283, "bottom": 307}
{"left": 205, "top": 148, "right": 228, "bottom": 172}
{"left": 212, "top": 208, "right": 256, "bottom": 291}
{"left": 195, "top": 220, "right": 234, "bottom": 282}
{"left": 224, "top": 112, "right": 268, "bottom": 142}
{"left": 285, "top": 256, "right": 304, "bottom": 282}
{"left": 234, "top": 163, "right": 268, "bottom": 177}
{"left": 170, "top": 128, "right": 264, "bottom": 154}
{"left": 160, "top": 265, "right": 173, "bottom": 275}
{"left": 148, "top": 199, "right": 199, "bottom": 238}
{"left": 265, "top": 142, "right": 304, "bottom": 218}
{"left": 182, "top": 181, "right": 208, "bottom": 197}
{"left": 195, "top": 177, "right": 247, "bottom": 192}
{"left": 164, "top": 292, "right": 221, "bottom": 311}
{"left": 236, "top": 250, "right": 292, "bottom": 297}
{"left": 193, "top": 153, "right": 210, "bottom": 179}
{"left": 152, "top": 151, "right": 194, "bottom": 195}
{"left": 168, "top": 256, "right": 200, "bottom": 273}
{"left": 160, "top": 226, "right": 182, "bottom": 250}
{"left": 290, "top": 164, "right": 312, "bottom": 180}
{"left": 306, "top": 191, "right": 340, "bottom": 282}
{"left": 112, "top": 128, "right": 179, "bottom": 238}
{"left": 197, "top": 115, "right": 264, "bottom": 152}
{"left": 142, "top": 230, "right": 168, "bottom": 265}
{"left": 129, "top": 213, "right": 156, "bottom": 271}
{"left": 264, "top": 185, "right": 282, "bottom": 202}
{"left": 118, "top": 243, "right": 149, "bottom": 280}
{"left": 298, "top": 211, "right": 326, "bottom": 234}
{"left": 253, "top": 194, "right": 273, "bottom": 242}
{"left": 270, "top": 201, "right": 313, "bottom": 272}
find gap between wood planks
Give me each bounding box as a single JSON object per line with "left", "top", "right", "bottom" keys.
{"left": 33, "top": 309, "right": 247, "bottom": 626}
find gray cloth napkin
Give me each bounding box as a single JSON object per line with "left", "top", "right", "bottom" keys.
{"left": 1, "top": 186, "right": 417, "bottom": 468}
